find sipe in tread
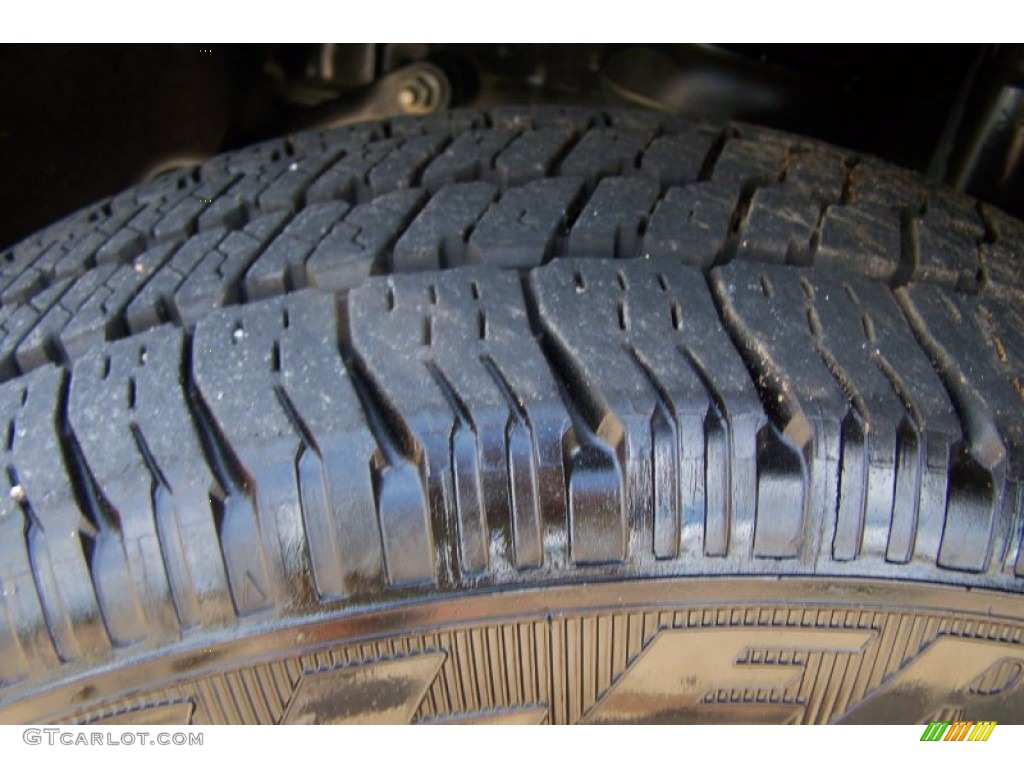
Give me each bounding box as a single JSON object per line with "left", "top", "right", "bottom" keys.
{"left": 0, "top": 108, "right": 1022, "bottom": 718}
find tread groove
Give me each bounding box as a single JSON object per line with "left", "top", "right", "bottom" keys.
{"left": 341, "top": 306, "right": 436, "bottom": 587}
{"left": 697, "top": 128, "right": 731, "bottom": 183}
{"left": 521, "top": 272, "right": 626, "bottom": 564}
{"left": 894, "top": 287, "right": 1006, "bottom": 573}
{"left": 3, "top": 106, "right": 1024, "bottom": 712}
{"left": 272, "top": 384, "right": 319, "bottom": 455}
{"left": 180, "top": 333, "right": 260, "bottom": 615}
{"left": 624, "top": 343, "right": 681, "bottom": 559}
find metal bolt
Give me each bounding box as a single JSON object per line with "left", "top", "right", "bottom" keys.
{"left": 398, "top": 86, "right": 419, "bottom": 111}
{"left": 396, "top": 70, "right": 446, "bottom": 116}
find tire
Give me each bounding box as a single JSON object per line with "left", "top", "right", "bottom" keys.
{"left": 1, "top": 105, "right": 1023, "bottom": 725}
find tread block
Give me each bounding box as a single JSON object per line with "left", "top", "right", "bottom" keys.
{"left": 123, "top": 214, "right": 289, "bottom": 332}
{"left": 15, "top": 265, "right": 115, "bottom": 370}
{"left": 366, "top": 134, "right": 450, "bottom": 197}
{"left": 0, "top": 366, "right": 111, "bottom": 669}
{"left": 98, "top": 185, "right": 198, "bottom": 252}
{"left": 306, "top": 189, "right": 425, "bottom": 290}
{"left": 95, "top": 200, "right": 144, "bottom": 237}
{"left": 1, "top": 189, "right": 163, "bottom": 304}
{"left": 245, "top": 202, "right": 351, "bottom": 300}
{"left": 15, "top": 242, "right": 176, "bottom": 370}
{"left": 194, "top": 293, "right": 389, "bottom": 598}
{"left": 421, "top": 130, "right": 518, "bottom": 191}
{"left": 737, "top": 188, "right": 819, "bottom": 264}
{"left": 531, "top": 259, "right": 764, "bottom": 563}
{"left": 121, "top": 181, "right": 211, "bottom": 238}
{"left": 256, "top": 148, "right": 348, "bottom": 214}
{"left": 174, "top": 212, "right": 291, "bottom": 325}
{"left": 641, "top": 183, "right": 735, "bottom": 266}
{"left": 289, "top": 123, "right": 382, "bottom": 157}
{"left": 70, "top": 328, "right": 234, "bottom": 634}
{"left": 50, "top": 231, "right": 109, "bottom": 281}
{"left": 817, "top": 204, "right": 901, "bottom": 280}
{"left": 641, "top": 131, "right": 716, "bottom": 186}
{"left": 303, "top": 134, "right": 446, "bottom": 206}
{"left": 849, "top": 159, "right": 924, "bottom": 210}
{"left": 712, "top": 138, "right": 787, "bottom": 185}
{"left": 1, "top": 259, "right": 50, "bottom": 307}
{"left": 559, "top": 127, "right": 655, "bottom": 179}
{"left": 567, "top": 177, "right": 660, "bottom": 259}
{"left": 489, "top": 105, "right": 601, "bottom": 131}
{"left": 1, "top": 245, "right": 67, "bottom": 308}
{"left": 306, "top": 140, "right": 400, "bottom": 204}
{"left": 711, "top": 262, "right": 958, "bottom": 564}
{"left": 151, "top": 175, "right": 241, "bottom": 242}
{"left": 204, "top": 139, "right": 295, "bottom": 174}
{"left": 389, "top": 109, "right": 485, "bottom": 138}
{"left": 0, "top": 280, "right": 72, "bottom": 380}
{"left": 93, "top": 226, "right": 147, "bottom": 268}
{"left": 604, "top": 107, "right": 689, "bottom": 133}
{"left": 494, "top": 128, "right": 576, "bottom": 188}
{"left": 466, "top": 178, "right": 583, "bottom": 268}
{"left": 393, "top": 183, "right": 497, "bottom": 272}
{"left": 984, "top": 205, "right": 1024, "bottom": 295}
{"left": 349, "top": 268, "right": 570, "bottom": 575}
{"left": 897, "top": 285, "right": 1024, "bottom": 574}
{"left": 1, "top": 230, "right": 72, "bottom": 288}
{"left": 915, "top": 192, "right": 984, "bottom": 286}
{"left": 124, "top": 229, "right": 226, "bottom": 333}
{"left": 197, "top": 165, "right": 291, "bottom": 231}
{"left": 985, "top": 243, "right": 1021, "bottom": 296}
{"left": 782, "top": 149, "right": 847, "bottom": 203}
{"left": 0, "top": 377, "right": 53, "bottom": 682}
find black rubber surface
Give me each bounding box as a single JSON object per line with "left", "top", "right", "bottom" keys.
{"left": 1, "top": 106, "right": 1023, "bottom": 701}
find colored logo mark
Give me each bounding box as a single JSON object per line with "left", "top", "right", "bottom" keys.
{"left": 920, "top": 721, "right": 996, "bottom": 741}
